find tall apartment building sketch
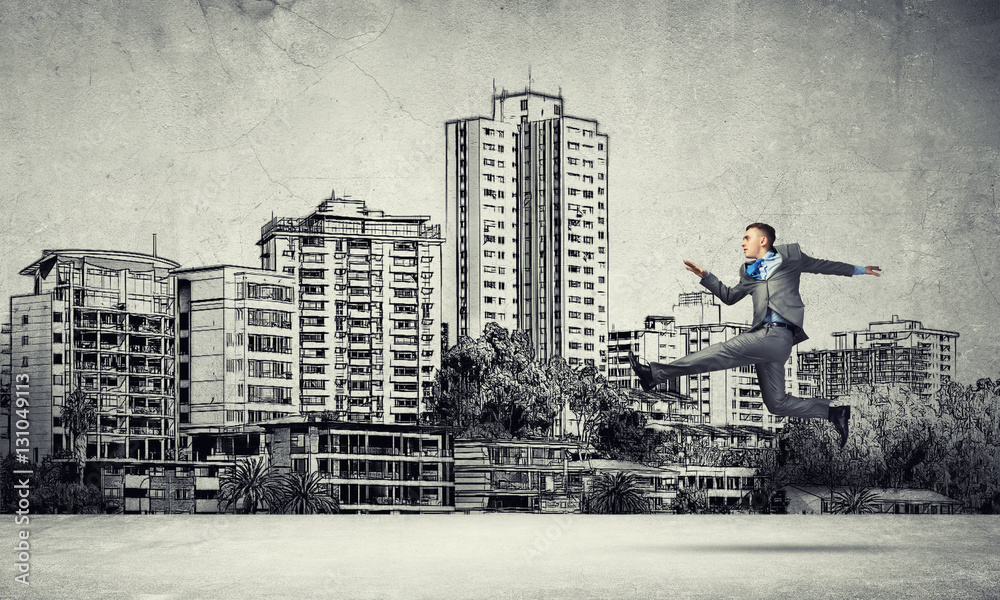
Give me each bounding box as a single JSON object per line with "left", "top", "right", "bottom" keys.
{"left": 9, "top": 250, "right": 179, "bottom": 461}
{"left": 258, "top": 195, "right": 443, "bottom": 425}
{"left": 446, "top": 89, "right": 610, "bottom": 372}
{"left": 797, "top": 315, "right": 959, "bottom": 401}
{"left": 608, "top": 292, "right": 796, "bottom": 431}
{"left": 174, "top": 265, "right": 300, "bottom": 434}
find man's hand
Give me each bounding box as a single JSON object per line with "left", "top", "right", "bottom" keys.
{"left": 683, "top": 260, "right": 708, "bottom": 278}
{"left": 864, "top": 266, "right": 882, "bottom": 277}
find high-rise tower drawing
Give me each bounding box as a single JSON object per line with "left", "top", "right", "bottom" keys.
{"left": 446, "top": 89, "right": 610, "bottom": 372}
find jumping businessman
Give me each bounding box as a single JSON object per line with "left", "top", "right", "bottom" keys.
{"left": 628, "top": 222, "right": 882, "bottom": 448}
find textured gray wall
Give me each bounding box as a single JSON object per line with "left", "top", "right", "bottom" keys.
{"left": 1, "top": 0, "right": 998, "bottom": 379}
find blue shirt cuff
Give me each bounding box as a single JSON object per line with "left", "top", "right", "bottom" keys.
{"left": 853, "top": 265, "right": 866, "bottom": 276}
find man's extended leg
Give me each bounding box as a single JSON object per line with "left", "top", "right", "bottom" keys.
{"left": 753, "top": 360, "right": 829, "bottom": 419}
{"left": 755, "top": 358, "right": 852, "bottom": 447}
{"left": 638, "top": 326, "right": 793, "bottom": 386}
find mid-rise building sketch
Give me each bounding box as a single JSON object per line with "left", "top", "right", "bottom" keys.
{"left": 258, "top": 195, "right": 443, "bottom": 425}
{"left": 797, "top": 315, "right": 959, "bottom": 401}
{"left": 10, "top": 250, "right": 180, "bottom": 462}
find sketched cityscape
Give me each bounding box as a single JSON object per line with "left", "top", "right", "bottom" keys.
{"left": 0, "top": 87, "right": 985, "bottom": 517}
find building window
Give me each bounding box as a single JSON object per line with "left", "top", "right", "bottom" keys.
{"left": 21, "top": 336, "right": 28, "bottom": 346}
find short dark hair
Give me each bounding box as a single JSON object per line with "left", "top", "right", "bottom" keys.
{"left": 746, "top": 222, "right": 776, "bottom": 246}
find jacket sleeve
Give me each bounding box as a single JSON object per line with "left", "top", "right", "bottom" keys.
{"left": 799, "top": 251, "right": 858, "bottom": 277}
{"left": 699, "top": 272, "right": 749, "bottom": 305}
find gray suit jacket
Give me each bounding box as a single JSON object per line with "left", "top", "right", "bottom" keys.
{"left": 699, "top": 243, "right": 856, "bottom": 345}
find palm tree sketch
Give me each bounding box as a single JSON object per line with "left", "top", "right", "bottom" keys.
{"left": 219, "top": 457, "right": 279, "bottom": 514}
{"left": 273, "top": 471, "right": 340, "bottom": 515}
{"left": 586, "top": 472, "right": 650, "bottom": 515}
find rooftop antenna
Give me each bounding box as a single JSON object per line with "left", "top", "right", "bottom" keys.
{"left": 152, "top": 233, "right": 157, "bottom": 257}
{"left": 528, "top": 65, "right": 532, "bottom": 94}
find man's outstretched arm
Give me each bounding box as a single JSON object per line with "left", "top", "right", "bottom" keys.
{"left": 684, "top": 260, "right": 749, "bottom": 305}
{"left": 801, "top": 252, "right": 882, "bottom": 277}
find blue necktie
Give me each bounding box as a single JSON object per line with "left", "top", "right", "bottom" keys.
{"left": 746, "top": 258, "right": 765, "bottom": 279}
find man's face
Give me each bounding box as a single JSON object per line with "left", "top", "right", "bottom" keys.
{"left": 742, "top": 228, "right": 769, "bottom": 259}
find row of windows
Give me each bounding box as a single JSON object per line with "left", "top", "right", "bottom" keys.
{"left": 565, "top": 126, "right": 596, "bottom": 137}
{"left": 567, "top": 202, "right": 606, "bottom": 214}
{"left": 567, "top": 173, "right": 601, "bottom": 184}
{"left": 566, "top": 188, "right": 604, "bottom": 198}
{"left": 566, "top": 140, "right": 604, "bottom": 151}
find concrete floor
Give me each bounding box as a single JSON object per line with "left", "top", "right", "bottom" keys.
{"left": 2, "top": 514, "right": 998, "bottom": 599}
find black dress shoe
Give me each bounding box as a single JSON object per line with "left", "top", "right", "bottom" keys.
{"left": 628, "top": 351, "right": 656, "bottom": 392}
{"left": 829, "top": 406, "right": 851, "bottom": 449}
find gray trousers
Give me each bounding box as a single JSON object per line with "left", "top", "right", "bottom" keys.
{"left": 648, "top": 324, "right": 831, "bottom": 419}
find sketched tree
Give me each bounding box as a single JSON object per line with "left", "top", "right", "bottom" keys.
{"left": 830, "top": 485, "right": 882, "bottom": 514}
{"left": 434, "top": 323, "right": 564, "bottom": 438}
{"left": 586, "top": 472, "right": 650, "bottom": 514}
{"left": 431, "top": 334, "right": 493, "bottom": 429}
{"left": 274, "top": 471, "right": 340, "bottom": 515}
{"left": 672, "top": 487, "right": 710, "bottom": 514}
{"left": 219, "top": 457, "right": 279, "bottom": 514}
{"left": 922, "top": 379, "right": 1000, "bottom": 510}
{"left": 750, "top": 446, "right": 792, "bottom": 513}
{"left": 593, "top": 409, "right": 669, "bottom": 465}
{"left": 567, "top": 365, "right": 627, "bottom": 459}
{"left": 61, "top": 380, "right": 97, "bottom": 484}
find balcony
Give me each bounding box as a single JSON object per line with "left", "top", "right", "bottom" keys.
{"left": 129, "top": 386, "right": 166, "bottom": 396}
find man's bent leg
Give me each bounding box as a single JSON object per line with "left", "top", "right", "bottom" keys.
{"left": 648, "top": 327, "right": 790, "bottom": 385}
{"left": 755, "top": 360, "right": 830, "bottom": 419}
